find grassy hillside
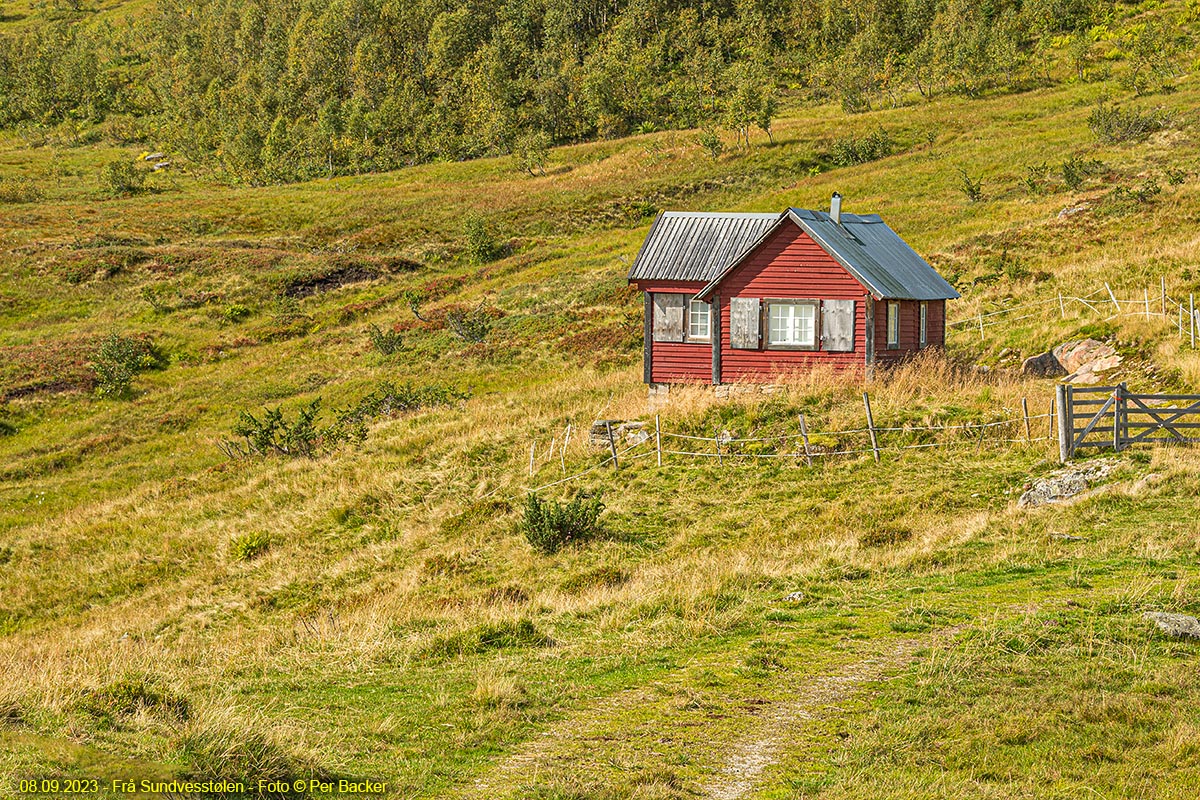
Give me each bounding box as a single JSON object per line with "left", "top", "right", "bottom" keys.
{"left": 3, "top": 4, "right": 1200, "bottom": 796}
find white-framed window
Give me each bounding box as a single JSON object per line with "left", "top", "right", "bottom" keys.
{"left": 687, "top": 299, "right": 710, "bottom": 341}
{"left": 919, "top": 302, "right": 928, "bottom": 349}
{"left": 886, "top": 302, "right": 900, "bottom": 349}
{"left": 767, "top": 301, "right": 818, "bottom": 350}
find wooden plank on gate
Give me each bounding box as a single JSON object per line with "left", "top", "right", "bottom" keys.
{"left": 1072, "top": 392, "right": 1117, "bottom": 449}
{"left": 1122, "top": 398, "right": 1200, "bottom": 444}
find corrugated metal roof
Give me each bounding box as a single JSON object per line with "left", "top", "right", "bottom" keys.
{"left": 688, "top": 208, "right": 959, "bottom": 301}
{"left": 786, "top": 209, "right": 960, "bottom": 301}
{"left": 626, "top": 211, "right": 781, "bottom": 283}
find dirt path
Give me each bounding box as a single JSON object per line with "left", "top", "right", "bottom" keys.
{"left": 700, "top": 638, "right": 924, "bottom": 800}
{"left": 453, "top": 635, "right": 934, "bottom": 800}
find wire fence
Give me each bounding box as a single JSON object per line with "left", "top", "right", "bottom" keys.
{"left": 947, "top": 280, "right": 1200, "bottom": 348}
{"left": 521, "top": 393, "right": 1058, "bottom": 494}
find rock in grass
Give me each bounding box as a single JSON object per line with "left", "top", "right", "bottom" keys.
{"left": 1022, "top": 351, "right": 1067, "bottom": 378}
{"left": 1018, "top": 459, "right": 1118, "bottom": 508}
{"left": 1143, "top": 612, "right": 1200, "bottom": 640}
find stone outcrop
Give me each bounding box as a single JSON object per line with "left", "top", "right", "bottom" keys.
{"left": 1017, "top": 459, "right": 1117, "bottom": 507}
{"left": 1021, "top": 338, "right": 1122, "bottom": 384}
{"left": 1143, "top": 612, "right": 1200, "bottom": 640}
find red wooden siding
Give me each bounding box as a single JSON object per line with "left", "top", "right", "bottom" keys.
{"left": 633, "top": 280, "right": 710, "bottom": 383}
{"left": 717, "top": 225, "right": 868, "bottom": 381}
{"left": 874, "top": 299, "right": 945, "bottom": 364}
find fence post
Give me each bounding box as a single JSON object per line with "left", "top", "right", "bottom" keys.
{"left": 863, "top": 392, "right": 881, "bottom": 463}
{"left": 1191, "top": 294, "right": 1196, "bottom": 348}
{"left": 605, "top": 421, "right": 619, "bottom": 470}
{"left": 1106, "top": 282, "right": 1120, "bottom": 314}
{"left": 1144, "top": 287, "right": 1150, "bottom": 320}
{"left": 1058, "top": 291, "right": 1066, "bottom": 319}
{"left": 1056, "top": 383, "right": 1072, "bottom": 463}
{"left": 561, "top": 424, "right": 571, "bottom": 474}
{"left": 978, "top": 312, "right": 985, "bottom": 340}
{"left": 1161, "top": 276, "right": 1167, "bottom": 317}
{"left": 655, "top": 415, "right": 662, "bottom": 467}
{"left": 714, "top": 430, "right": 723, "bottom": 467}
{"left": 1048, "top": 395, "right": 1056, "bottom": 444}
{"left": 799, "top": 414, "right": 813, "bottom": 467}
{"left": 1022, "top": 397, "right": 1031, "bottom": 442}
{"left": 529, "top": 442, "right": 536, "bottom": 476}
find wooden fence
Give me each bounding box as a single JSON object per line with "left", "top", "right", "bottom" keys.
{"left": 1056, "top": 383, "right": 1200, "bottom": 461}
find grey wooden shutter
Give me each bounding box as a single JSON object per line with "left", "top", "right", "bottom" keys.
{"left": 821, "top": 300, "right": 855, "bottom": 352}
{"left": 652, "top": 293, "right": 685, "bottom": 342}
{"left": 729, "top": 297, "right": 761, "bottom": 349}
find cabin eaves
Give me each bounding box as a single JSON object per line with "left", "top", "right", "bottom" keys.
{"left": 626, "top": 211, "right": 781, "bottom": 283}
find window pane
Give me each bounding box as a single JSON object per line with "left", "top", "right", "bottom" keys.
{"left": 768, "top": 303, "right": 815, "bottom": 346}
{"left": 688, "top": 299, "right": 709, "bottom": 339}
{"left": 887, "top": 303, "right": 899, "bottom": 345}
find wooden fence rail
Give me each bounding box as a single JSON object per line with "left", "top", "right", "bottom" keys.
{"left": 1057, "top": 383, "right": 1200, "bottom": 461}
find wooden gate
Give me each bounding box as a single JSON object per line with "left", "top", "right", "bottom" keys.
{"left": 1057, "top": 383, "right": 1200, "bottom": 461}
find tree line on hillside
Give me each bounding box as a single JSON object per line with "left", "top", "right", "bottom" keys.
{"left": 0, "top": 0, "right": 1133, "bottom": 184}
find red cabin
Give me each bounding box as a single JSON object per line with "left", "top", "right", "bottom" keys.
{"left": 627, "top": 196, "right": 960, "bottom": 386}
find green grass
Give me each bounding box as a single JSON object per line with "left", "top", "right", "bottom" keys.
{"left": 3, "top": 4, "right": 1200, "bottom": 796}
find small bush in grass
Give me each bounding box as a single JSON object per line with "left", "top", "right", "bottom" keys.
{"left": 100, "top": 158, "right": 146, "bottom": 196}
{"left": 1087, "top": 102, "right": 1174, "bottom": 144}
{"left": 0, "top": 177, "right": 43, "bottom": 203}
{"left": 463, "top": 213, "right": 502, "bottom": 264}
{"left": 957, "top": 167, "right": 983, "bottom": 202}
{"left": 831, "top": 127, "right": 892, "bottom": 166}
{"left": 230, "top": 530, "right": 270, "bottom": 561}
{"left": 366, "top": 323, "right": 403, "bottom": 355}
{"left": 90, "top": 332, "right": 162, "bottom": 398}
{"left": 220, "top": 382, "right": 468, "bottom": 459}
{"left": 697, "top": 128, "right": 724, "bottom": 160}
{"left": 522, "top": 494, "right": 605, "bottom": 554}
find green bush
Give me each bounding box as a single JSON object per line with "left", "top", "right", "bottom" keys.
{"left": 0, "top": 177, "right": 43, "bottom": 203}
{"left": 100, "top": 158, "right": 146, "bottom": 196}
{"left": 831, "top": 127, "right": 892, "bottom": 166}
{"left": 220, "top": 382, "right": 468, "bottom": 459}
{"left": 366, "top": 323, "right": 403, "bottom": 355}
{"left": 1087, "top": 103, "right": 1174, "bottom": 144}
{"left": 957, "top": 167, "right": 983, "bottom": 202}
{"left": 463, "top": 213, "right": 501, "bottom": 264}
{"left": 90, "top": 332, "right": 162, "bottom": 398}
{"left": 522, "top": 494, "right": 605, "bottom": 554}
{"left": 697, "top": 128, "right": 724, "bottom": 160}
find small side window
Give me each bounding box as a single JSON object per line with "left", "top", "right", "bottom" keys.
{"left": 687, "top": 299, "right": 710, "bottom": 341}
{"left": 919, "top": 302, "right": 928, "bottom": 349}
{"left": 886, "top": 302, "right": 900, "bottom": 349}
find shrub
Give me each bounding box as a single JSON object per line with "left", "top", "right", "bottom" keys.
{"left": 463, "top": 213, "right": 501, "bottom": 264}
{"left": 697, "top": 128, "right": 724, "bottom": 160}
{"left": 1023, "top": 162, "right": 1049, "bottom": 195}
{"left": 956, "top": 167, "right": 983, "bottom": 202}
{"left": 90, "top": 332, "right": 161, "bottom": 398}
{"left": 1101, "top": 180, "right": 1162, "bottom": 214}
{"left": 220, "top": 382, "right": 468, "bottom": 459}
{"left": 0, "top": 177, "right": 43, "bottom": 203}
{"left": 522, "top": 494, "right": 605, "bottom": 554}
{"left": 227, "top": 398, "right": 325, "bottom": 458}
{"left": 1087, "top": 102, "right": 1174, "bottom": 144}
{"left": 830, "top": 127, "right": 892, "bottom": 166}
{"left": 230, "top": 530, "right": 270, "bottom": 561}
{"left": 445, "top": 304, "right": 492, "bottom": 343}
{"left": 1061, "top": 155, "right": 1104, "bottom": 191}
{"left": 513, "top": 130, "right": 551, "bottom": 176}
{"left": 366, "top": 323, "right": 403, "bottom": 355}
{"left": 100, "top": 158, "right": 145, "bottom": 196}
